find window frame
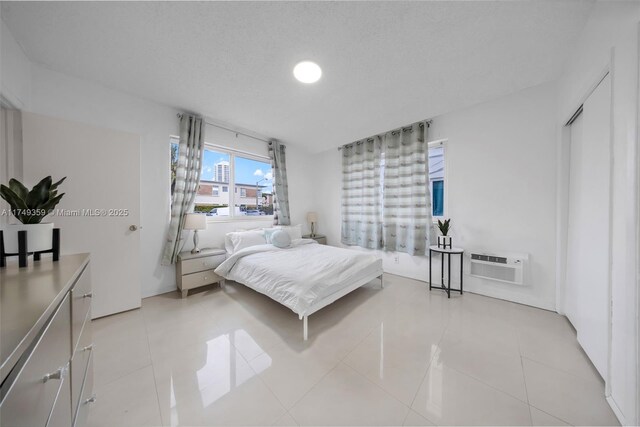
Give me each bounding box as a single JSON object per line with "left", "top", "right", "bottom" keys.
{"left": 203, "top": 142, "right": 274, "bottom": 223}
{"left": 428, "top": 139, "right": 448, "bottom": 222}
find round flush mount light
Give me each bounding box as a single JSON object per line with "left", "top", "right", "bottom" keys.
{"left": 293, "top": 61, "right": 322, "bottom": 83}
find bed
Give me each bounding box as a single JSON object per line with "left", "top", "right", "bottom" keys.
{"left": 215, "top": 232, "right": 383, "bottom": 340}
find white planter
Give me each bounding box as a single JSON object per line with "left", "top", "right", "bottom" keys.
{"left": 437, "top": 235, "right": 452, "bottom": 249}
{"left": 2, "top": 223, "right": 54, "bottom": 253}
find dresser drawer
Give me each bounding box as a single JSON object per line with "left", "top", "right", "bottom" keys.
{"left": 182, "top": 269, "right": 222, "bottom": 290}
{"left": 1, "top": 295, "right": 71, "bottom": 427}
{"left": 73, "top": 354, "right": 95, "bottom": 427}
{"left": 45, "top": 371, "right": 72, "bottom": 427}
{"left": 181, "top": 254, "right": 226, "bottom": 275}
{"left": 71, "top": 313, "right": 93, "bottom": 420}
{"left": 71, "top": 265, "right": 92, "bottom": 352}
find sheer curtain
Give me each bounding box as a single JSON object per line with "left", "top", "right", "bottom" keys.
{"left": 382, "top": 122, "right": 433, "bottom": 255}
{"left": 162, "top": 114, "right": 205, "bottom": 264}
{"left": 341, "top": 137, "right": 383, "bottom": 249}
{"left": 269, "top": 140, "right": 291, "bottom": 225}
{"left": 340, "top": 121, "right": 433, "bottom": 254}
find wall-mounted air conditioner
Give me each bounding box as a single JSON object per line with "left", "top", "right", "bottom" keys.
{"left": 469, "top": 252, "right": 528, "bottom": 285}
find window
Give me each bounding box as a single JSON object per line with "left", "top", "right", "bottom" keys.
{"left": 428, "top": 143, "right": 446, "bottom": 219}
{"left": 170, "top": 139, "right": 273, "bottom": 219}
{"left": 234, "top": 155, "right": 273, "bottom": 216}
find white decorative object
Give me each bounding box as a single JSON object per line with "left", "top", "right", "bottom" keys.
{"left": 307, "top": 212, "right": 318, "bottom": 237}
{"left": 183, "top": 213, "right": 207, "bottom": 254}
{"left": 2, "top": 223, "right": 54, "bottom": 253}
{"left": 437, "top": 235, "right": 452, "bottom": 249}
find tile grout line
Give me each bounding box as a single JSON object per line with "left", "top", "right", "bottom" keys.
{"left": 338, "top": 362, "right": 415, "bottom": 423}
{"left": 528, "top": 404, "right": 574, "bottom": 426}
{"left": 285, "top": 362, "right": 343, "bottom": 415}
{"left": 519, "top": 354, "right": 605, "bottom": 387}
{"left": 520, "top": 355, "right": 534, "bottom": 426}
{"left": 406, "top": 324, "right": 447, "bottom": 426}
{"left": 141, "top": 304, "right": 166, "bottom": 427}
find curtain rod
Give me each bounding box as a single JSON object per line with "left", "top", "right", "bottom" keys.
{"left": 338, "top": 120, "right": 432, "bottom": 150}
{"left": 177, "top": 113, "right": 270, "bottom": 143}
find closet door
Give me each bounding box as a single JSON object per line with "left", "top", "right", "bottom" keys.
{"left": 565, "top": 74, "right": 611, "bottom": 379}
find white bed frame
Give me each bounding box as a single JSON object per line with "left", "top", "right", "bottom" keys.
{"left": 299, "top": 272, "right": 384, "bottom": 340}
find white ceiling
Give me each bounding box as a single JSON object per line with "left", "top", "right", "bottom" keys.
{"left": 1, "top": 1, "right": 594, "bottom": 152}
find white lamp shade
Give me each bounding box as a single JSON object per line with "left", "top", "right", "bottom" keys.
{"left": 184, "top": 213, "right": 207, "bottom": 230}
{"left": 307, "top": 212, "right": 318, "bottom": 222}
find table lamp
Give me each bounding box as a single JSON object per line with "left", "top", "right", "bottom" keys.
{"left": 184, "top": 213, "right": 207, "bottom": 254}
{"left": 307, "top": 212, "right": 318, "bottom": 237}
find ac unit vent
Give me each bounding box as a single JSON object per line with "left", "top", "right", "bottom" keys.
{"left": 470, "top": 254, "right": 508, "bottom": 264}
{"left": 469, "top": 252, "right": 528, "bottom": 285}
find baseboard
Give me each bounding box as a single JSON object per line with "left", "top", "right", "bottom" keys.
{"left": 606, "top": 395, "right": 629, "bottom": 426}
{"left": 142, "top": 284, "right": 177, "bottom": 299}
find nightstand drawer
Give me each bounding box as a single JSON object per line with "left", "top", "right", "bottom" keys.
{"left": 181, "top": 254, "right": 226, "bottom": 275}
{"left": 182, "top": 269, "right": 222, "bottom": 290}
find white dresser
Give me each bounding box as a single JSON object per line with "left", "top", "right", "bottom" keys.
{"left": 176, "top": 249, "right": 226, "bottom": 298}
{"left": 0, "top": 254, "right": 94, "bottom": 427}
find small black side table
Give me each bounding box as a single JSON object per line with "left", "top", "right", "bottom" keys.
{"left": 429, "top": 245, "right": 464, "bottom": 298}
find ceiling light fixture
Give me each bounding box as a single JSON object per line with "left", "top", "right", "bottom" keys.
{"left": 293, "top": 61, "right": 322, "bottom": 84}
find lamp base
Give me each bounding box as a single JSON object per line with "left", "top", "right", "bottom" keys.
{"left": 191, "top": 230, "right": 201, "bottom": 254}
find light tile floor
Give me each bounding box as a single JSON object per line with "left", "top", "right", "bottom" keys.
{"left": 87, "top": 274, "right": 620, "bottom": 426}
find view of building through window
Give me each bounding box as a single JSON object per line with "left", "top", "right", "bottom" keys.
{"left": 170, "top": 141, "right": 274, "bottom": 217}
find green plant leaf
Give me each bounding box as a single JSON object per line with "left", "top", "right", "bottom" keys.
{"left": 2, "top": 176, "right": 65, "bottom": 224}
{"left": 8, "top": 178, "right": 29, "bottom": 201}
{"left": 50, "top": 177, "right": 67, "bottom": 190}
{"left": 25, "top": 176, "right": 52, "bottom": 209}
{"left": 436, "top": 218, "right": 451, "bottom": 236}
{"left": 0, "top": 185, "right": 28, "bottom": 210}
{"left": 39, "top": 193, "right": 65, "bottom": 215}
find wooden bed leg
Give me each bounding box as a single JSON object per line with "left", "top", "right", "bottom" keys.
{"left": 380, "top": 274, "right": 384, "bottom": 289}
{"left": 303, "top": 316, "right": 308, "bottom": 341}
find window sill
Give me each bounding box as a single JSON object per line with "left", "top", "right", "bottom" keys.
{"left": 206, "top": 216, "right": 274, "bottom": 224}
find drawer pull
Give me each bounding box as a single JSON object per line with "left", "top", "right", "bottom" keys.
{"left": 82, "top": 344, "right": 94, "bottom": 352}
{"left": 43, "top": 365, "right": 67, "bottom": 383}
{"left": 84, "top": 395, "right": 97, "bottom": 405}
{"left": 83, "top": 292, "right": 93, "bottom": 298}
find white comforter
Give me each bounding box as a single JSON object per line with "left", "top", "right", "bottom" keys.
{"left": 215, "top": 239, "right": 381, "bottom": 316}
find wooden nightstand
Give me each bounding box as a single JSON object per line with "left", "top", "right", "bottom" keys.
{"left": 176, "top": 248, "right": 226, "bottom": 298}
{"left": 303, "top": 234, "right": 327, "bottom": 245}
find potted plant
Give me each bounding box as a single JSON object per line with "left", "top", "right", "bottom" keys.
{"left": 0, "top": 176, "right": 66, "bottom": 253}
{"left": 437, "top": 218, "right": 452, "bottom": 249}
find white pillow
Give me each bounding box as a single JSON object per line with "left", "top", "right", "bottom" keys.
{"left": 226, "top": 230, "right": 266, "bottom": 253}
{"left": 271, "top": 230, "right": 291, "bottom": 248}
{"left": 273, "top": 224, "right": 303, "bottom": 240}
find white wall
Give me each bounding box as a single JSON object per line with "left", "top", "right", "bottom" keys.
{"left": 313, "top": 82, "right": 559, "bottom": 310}
{"left": 0, "top": 108, "right": 23, "bottom": 229}
{"left": 556, "top": 2, "right": 639, "bottom": 425}
{"left": 0, "top": 18, "right": 31, "bottom": 109}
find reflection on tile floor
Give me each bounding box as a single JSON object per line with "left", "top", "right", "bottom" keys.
{"left": 87, "top": 274, "right": 619, "bottom": 426}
